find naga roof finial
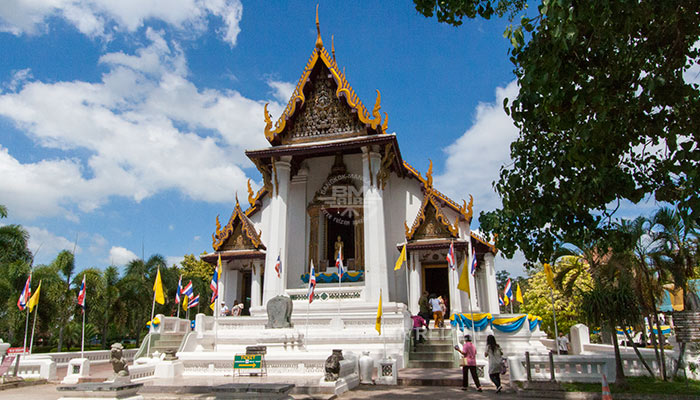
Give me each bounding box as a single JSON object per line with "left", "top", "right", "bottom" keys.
{"left": 315, "top": 4, "right": 323, "bottom": 49}
{"left": 426, "top": 159, "right": 433, "bottom": 189}
{"left": 331, "top": 35, "right": 335, "bottom": 60}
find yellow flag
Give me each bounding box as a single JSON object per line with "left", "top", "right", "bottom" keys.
{"left": 182, "top": 295, "right": 189, "bottom": 311}
{"left": 544, "top": 263, "right": 555, "bottom": 289}
{"left": 153, "top": 268, "right": 165, "bottom": 305}
{"left": 504, "top": 295, "right": 510, "bottom": 306}
{"left": 28, "top": 281, "right": 42, "bottom": 312}
{"left": 516, "top": 283, "right": 524, "bottom": 304}
{"left": 457, "top": 254, "right": 470, "bottom": 295}
{"left": 394, "top": 244, "right": 407, "bottom": 271}
{"left": 375, "top": 290, "right": 382, "bottom": 335}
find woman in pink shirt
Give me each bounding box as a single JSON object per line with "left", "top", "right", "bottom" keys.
{"left": 454, "top": 334, "right": 482, "bottom": 392}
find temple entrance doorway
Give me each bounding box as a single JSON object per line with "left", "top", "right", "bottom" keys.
{"left": 324, "top": 209, "right": 355, "bottom": 269}
{"left": 423, "top": 263, "right": 451, "bottom": 317}
{"left": 241, "top": 271, "right": 251, "bottom": 316}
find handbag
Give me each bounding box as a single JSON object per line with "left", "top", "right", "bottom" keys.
{"left": 460, "top": 356, "right": 469, "bottom": 367}
{"left": 500, "top": 358, "right": 508, "bottom": 375}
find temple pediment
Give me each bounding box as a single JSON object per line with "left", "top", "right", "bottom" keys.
{"left": 212, "top": 197, "right": 265, "bottom": 252}
{"left": 263, "top": 17, "right": 388, "bottom": 146}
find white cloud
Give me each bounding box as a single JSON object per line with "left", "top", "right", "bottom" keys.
{"left": 435, "top": 80, "right": 519, "bottom": 213}
{"left": 166, "top": 255, "right": 184, "bottom": 267}
{"left": 435, "top": 81, "right": 527, "bottom": 276}
{"left": 683, "top": 40, "right": 700, "bottom": 87}
{"left": 267, "top": 80, "right": 295, "bottom": 104}
{"left": 109, "top": 246, "right": 138, "bottom": 265}
{"left": 24, "top": 226, "right": 81, "bottom": 265}
{"left": 0, "top": 0, "right": 244, "bottom": 46}
{"left": 0, "top": 31, "right": 289, "bottom": 220}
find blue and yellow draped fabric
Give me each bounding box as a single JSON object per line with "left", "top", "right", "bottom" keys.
{"left": 453, "top": 313, "right": 493, "bottom": 331}
{"left": 527, "top": 314, "right": 542, "bottom": 331}
{"left": 649, "top": 325, "right": 671, "bottom": 335}
{"left": 491, "top": 315, "right": 528, "bottom": 333}
{"left": 451, "top": 313, "right": 543, "bottom": 333}
{"left": 301, "top": 271, "right": 363, "bottom": 283}
{"left": 616, "top": 327, "right": 633, "bottom": 335}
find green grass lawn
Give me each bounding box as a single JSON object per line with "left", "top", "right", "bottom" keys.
{"left": 562, "top": 376, "right": 700, "bottom": 395}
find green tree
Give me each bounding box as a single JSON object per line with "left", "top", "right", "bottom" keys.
{"left": 54, "top": 250, "right": 76, "bottom": 352}
{"left": 520, "top": 265, "right": 590, "bottom": 339}
{"left": 180, "top": 253, "right": 215, "bottom": 315}
{"left": 118, "top": 254, "right": 166, "bottom": 344}
{"left": 415, "top": 1, "right": 700, "bottom": 267}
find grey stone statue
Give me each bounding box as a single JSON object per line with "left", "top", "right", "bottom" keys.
{"left": 110, "top": 343, "right": 129, "bottom": 377}
{"left": 265, "top": 295, "right": 293, "bottom": 329}
{"left": 324, "top": 349, "right": 344, "bottom": 381}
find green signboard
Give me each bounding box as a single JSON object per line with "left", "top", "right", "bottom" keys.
{"left": 233, "top": 354, "right": 262, "bottom": 369}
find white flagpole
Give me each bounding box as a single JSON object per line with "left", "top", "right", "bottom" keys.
{"left": 29, "top": 303, "right": 39, "bottom": 354}
{"left": 305, "top": 298, "right": 310, "bottom": 348}
{"left": 550, "top": 288, "right": 560, "bottom": 355}
{"left": 81, "top": 306, "right": 85, "bottom": 358}
{"left": 22, "top": 303, "right": 30, "bottom": 353}
{"left": 404, "top": 244, "right": 410, "bottom": 312}
{"left": 21, "top": 272, "right": 32, "bottom": 353}
{"left": 147, "top": 290, "right": 156, "bottom": 357}
{"left": 176, "top": 278, "right": 181, "bottom": 320}
{"left": 468, "top": 251, "right": 477, "bottom": 351}
{"left": 337, "top": 245, "right": 342, "bottom": 316}
{"left": 381, "top": 288, "right": 386, "bottom": 359}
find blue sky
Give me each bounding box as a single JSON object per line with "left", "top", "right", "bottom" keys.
{"left": 1, "top": 1, "right": 670, "bottom": 277}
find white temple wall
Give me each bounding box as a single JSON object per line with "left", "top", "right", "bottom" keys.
{"left": 287, "top": 168, "right": 308, "bottom": 290}
{"left": 222, "top": 267, "right": 241, "bottom": 310}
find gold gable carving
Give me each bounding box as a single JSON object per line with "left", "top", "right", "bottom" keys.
{"left": 212, "top": 199, "right": 265, "bottom": 251}
{"left": 282, "top": 64, "right": 364, "bottom": 144}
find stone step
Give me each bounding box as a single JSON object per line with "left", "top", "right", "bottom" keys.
{"left": 406, "top": 360, "right": 455, "bottom": 369}
{"left": 413, "top": 343, "right": 454, "bottom": 352}
{"left": 408, "top": 352, "right": 454, "bottom": 361}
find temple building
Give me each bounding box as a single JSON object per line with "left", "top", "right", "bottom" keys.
{"left": 200, "top": 26, "right": 501, "bottom": 320}
{"left": 180, "top": 16, "right": 545, "bottom": 378}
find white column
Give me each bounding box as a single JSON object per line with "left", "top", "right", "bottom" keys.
{"left": 483, "top": 252, "right": 500, "bottom": 314}
{"left": 262, "top": 156, "right": 292, "bottom": 305}
{"left": 362, "top": 147, "right": 389, "bottom": 303}
{"left": 408, "top": 251, "right": 421, "bottom": 314}
{"left": 251, "top": 259, "right": 262, "bottom": 308}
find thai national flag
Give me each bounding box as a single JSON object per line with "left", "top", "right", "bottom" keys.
{"left": 446, "top": 241, "right": 456, "bottom": 270}
{"left": 275, "top": 255, "right": 282, "bottom": 278}
{"left": 175, "top": 275, "right": 182, "bottom": 304}
{"left": 471, "top": 248, "right": 477, "bottom": 275}
{"left": 499, "top": 295, "right": 505, "bottom": 306}
{"left": 336, "top": 246, "right": 344, "bottom": 281}
{"left": 307, "top": 261, "right": 317, "bottom": 303}
{"left": 17, "top": 274, "right": 31, "bottom": 311}
{"left": 77, "top": 275, "right": 86, "bottom": 311}
{"left": 210, "top": 255, "right": 221, "bottom": 308}
{"left": 182, "top": 281, "right": 194, "bottom": 298}
{"left": 188, "top": 294, "right": 200, "bottom": 308}
{"left": 504, "top": 278, "right": 513, "bottom": 301}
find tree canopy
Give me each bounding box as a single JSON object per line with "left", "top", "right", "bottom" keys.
{"left": 415, "top": 0, "right": 700, "bottom": 264}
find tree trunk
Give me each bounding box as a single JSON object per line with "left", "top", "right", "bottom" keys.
{"left": 622, "top": 329, "right": 654, "bottom": 377}
{"left": 646, "top": 315, "right": 662, "bottom": 379}
{"left": 672, "top": 342, "right": 686, "bottom": 379}
{"left": 653, "top": 312, "right": 668, "bottom": 380}
{"left": 57, "top": 326, "right": 64, "bottom": 352}
{"left": 611, "top": 322, "right": 627, "bottom": 387}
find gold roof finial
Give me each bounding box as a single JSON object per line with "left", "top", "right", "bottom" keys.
{"left": 331, "top": 35, "right": 335, "bottom": 60}
{"left": 315, "top": 4, "right": 323, "bottom": 49}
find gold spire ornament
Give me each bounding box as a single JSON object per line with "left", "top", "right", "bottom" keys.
{"left": 426, "top": 159, "right": 433, "bottom": 189}
{"left": 331, "top": 35, "right": 335, "bottom": 60}
{"left": 315, "top": 4, "right": 323, "bottom": 49}
{"left": 247, "top": 179, "right": 255, "bottom": 207}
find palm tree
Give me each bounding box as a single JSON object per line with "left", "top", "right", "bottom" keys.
{"left": 118, "top": 255, "right": 166, "bottom": 345}
{"left": 99, "top": 266, "right": 121, "bottom": 348}
{"left": 615, "top": 217, "right": 668, "bottom": 379}
{"left": 651, "top": 206, "right": 700, "bottom": 378}
{"left": 53, "top": 250, "right": 76, "bottom": 351}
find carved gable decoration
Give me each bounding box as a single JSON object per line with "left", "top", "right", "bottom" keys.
{"left": 212, "top": 198, "right": 265, "bottom": 251}
{"left": 413, "top": 203, "right": 456, "bottom": 240}
{"left": 283, "top": 65, "right": 365, "bottom": 144}
{"left": 263, "top": 37, "right": 388, "bottom": 146}
{"left": 405, "top": 182, "right": 460, "bottom": 241}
